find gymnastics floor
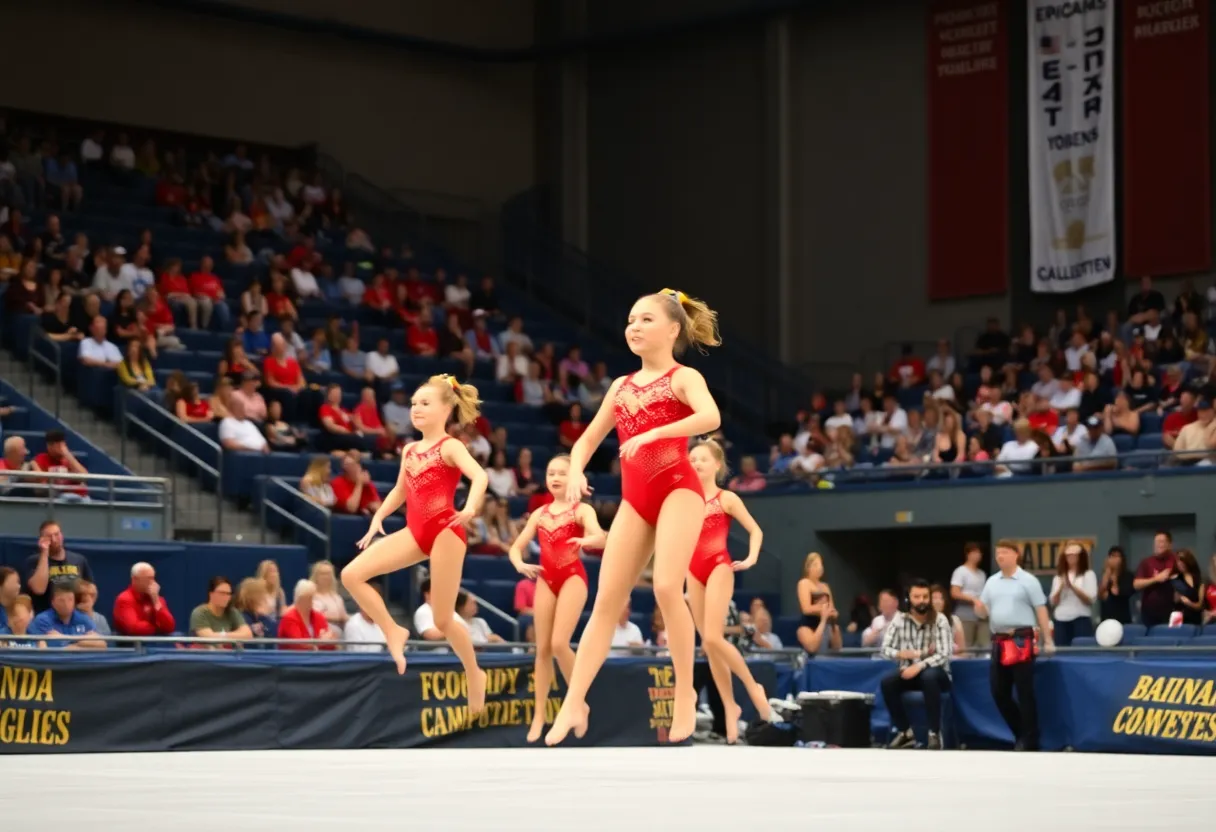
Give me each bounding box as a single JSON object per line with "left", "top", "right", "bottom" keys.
{"left": 3, "top": 746, "right": 1213, "bottom": 829}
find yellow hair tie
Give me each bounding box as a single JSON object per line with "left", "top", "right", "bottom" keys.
{"left": 660, "top": 287, "right": 689, "bottom": 305}
{"left": 444, "top": 375, "right": 460, "bottom": 391}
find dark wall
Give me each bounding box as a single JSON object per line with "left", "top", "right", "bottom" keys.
{"left": 585, "top": 2, "right": 770, "bottom": 345}
{"left": 0, "top": 0, "right": 535, "bottom": 205}
{"left": 788, "top": 0, "right": 1008, "bottom": 375}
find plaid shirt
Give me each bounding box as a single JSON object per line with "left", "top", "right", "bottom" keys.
{"left": 880, "top": 611, "right": 954, "bottom": 677}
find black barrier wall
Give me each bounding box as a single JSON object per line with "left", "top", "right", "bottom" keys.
{"left": 0, "top": 654, "right": 777, "bottom": 754}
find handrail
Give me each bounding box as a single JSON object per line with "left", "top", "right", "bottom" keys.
{"left": 119, "top": 391, "right": 224, "bottom": 537}
{"left": 26, "top": 326, "right": 62, "bottom": 418}
{"left": 262, "top": 476, "right": 333, "bottom": 560}
{"left": 0, "top": 469, "right": 170, "bottom": 538}
{"left": 823, "top": 643, "right": 1216, "bottom": 657}
{"left": 761, "top": 445, "right": 1216, "bottom": 489}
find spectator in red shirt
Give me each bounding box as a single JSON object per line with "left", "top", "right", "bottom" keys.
{"left": 158, "top": 258, "right": 198, "bottom": 330}
{"left": 352, "top": 386, "right": 394, "bottom": 457}
{"left": 558, "top": 403, "right": 588, "bottom": 450}
{"left": 514, "top": 576, "right": 536, "bottom": 615}
{"left": 265, "top": 271, "right": 298, "bottom": 321}
{"left": 363, "top": 272, "right": 395, "bottom": 327}
{"left": 287, "top": 235, "right": 316, "bottom": 270}
{"left": 33, "top": 429, "right": 89, "bottom": 501}
{"left": 319, "top": 384, "right": 361, "bottom": 453}
{"left": 175, "top": 381, "right": 213, "bottom": 424}
{"left": 407, "top": 312, "right": 439, "bottom": 357}
{"left": 1163, "top": 391, "right": 1198, "bottom": 450}
{"left": 331, "top": 452, "right": 382, "bottom": 515}
{"left": 141, "top": 286, "right": 183, "bottom": 350}
{"left": 263, "top": 333, "right": 306, "bottom": 421}
{"left": 113, "top": 562, "right": 176, "bottom": 636}
{"left": 889, "top": 343, "right": 926, "bottom": 388}
{"left": 277, "top": 578, "right": 337, "bottom": 650}
{"left": 188, "top": 255, "right": 231, "bottom": 331}
{"left": 1133, "top": 530, "right": 1181, "bottom": 628}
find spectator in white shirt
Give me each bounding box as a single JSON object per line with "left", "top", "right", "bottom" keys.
{"left": 445, "top": 273, "right": 472, "bottom": 309}
{"left": 78, "top": 317, "right": 122, "bottom": 368}
{"left": 1031, "top": 365, "right": 1059, "bottom": 402}
{"left": 790, "top": 445, "right": 825, "bottom": 480}
{"left": 824, "top": 400, "right": 853, "bottom": 441}
{"left": 80, "top": 131, "right": 104, "bottom": 166}
{"left": 366, "top": 338, "right": 400, "bottom": 384}
{"left": 979, "top": 386, "right": 1013, "bottom": 425}
{"left": 91, "top": 247, "right": 136, "bottom": 301}
{"left": 413, "top": 577, "right": 467, "bottom": 653}
{"left": 1049, "top": 376, "right": 1082, "bottom": 412}
{"left": 291, "top": 261, "right": 322, "bottom": 300}
{"left": 382, "top": 384, "right": 413, "bottom": 438}
{"left": 129, "top": 246, "right": 155, "bottom": 299}
{"left": 1072, "top": 416, "right": 1119, "bottom": 472}
{"left": 878, "top": 395, "right": 908, "bottom": 449}
{"left": 752, "top": 608, "right": 783, "bottom": 649}
{"left": 1137, "top": 308, "right": 1164, "bottom": 342}
{"left": 861, "top": 589, "right": 900, "bottom": 648}
{"left": 344, "top": 606, "right": 387, "bottom": 653}
{"left": 266, "top": 187, "right": 295, "bottom": 230}
{"left": 995, "top": 419, "right": 1040, "bottom": 477}
{"left": 611, "top": 602, "right": 646, "bottom": 656}
{"left": 496, "top": 340, "right": 529, "bottom": 383}
{"left": 927, "top": 370, "right": 956, "bottom": 403}
{"left": 464, "top": 425, "right": 491, "bottom": 467}
{"left": 457, "top": 592, "right": 505, "bottom": 646}
{"left": 926, "top": 339, "right": 956, "bottom": 380}
{"left": 1049, "top": 541, "right": 1098, "bottom": 646}
{"left": 498, "top": 316, "right": 534, "bottom": 355}
{"left": 218, "top": 397, "right": 269, "bottom": 453}
{"left": 110, "top": 133, "right": 135, "bottom": 170}
{"left": 1051, "top": 409, "right": 1086, "bottom": 454}
{"left": 1063, "top": 330, "right": 1091, "bottom": 373}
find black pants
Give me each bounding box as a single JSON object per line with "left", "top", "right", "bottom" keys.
{"left": 990, "top": 638, "right": 1038, "bottom": 749}
{"left": 1052, "top": 617, "right": 1093, "bottom": 646}
{"left": 881, "top": 666, "right": 951, "bottom": 733}
{"left": 693, "top": 660, "right": 725, "bottom": 735}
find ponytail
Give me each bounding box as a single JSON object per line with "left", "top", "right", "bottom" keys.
{"left": 427, "top": 374, "right": 482, "bottom": 425}
{"left": 691, "top": 437, "right": 727, "bottom": 483}
{"left": 655, "top": 289, "right": 721, "bottom": 355}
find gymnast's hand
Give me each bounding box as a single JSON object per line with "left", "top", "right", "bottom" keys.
{"left": 448, "top": 507, "right": 477, "bottom": 529}
{"left": 619, "top": 430, "right": 660, "bottom": 460}
{"left": 564, "top": 470, "right": 591, "bottom": 503}
{"left": 514, "top": 561, "right": 541, "bottom": 580}
{"left": 356, "top": 519, "right": 385, "bottom": 550}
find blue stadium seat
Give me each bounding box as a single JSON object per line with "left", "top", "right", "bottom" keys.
{"left": 1139, "top": 412, "right": 1163, "bottom": 434}
{"left": 1071, "top": 636, "right": 1099, "bottom": 648}
{"left": 1112, "top": 434, "right": 1135, "bottom": 454}
{"left": 1121, "top": 624, "right": 1146, "bottom": 642}
{"left": 1148, "top": 624, "right": 1197, "bottom": 638}
{"left": 1136, "top": 433, "right": 1164, "bottom": 451}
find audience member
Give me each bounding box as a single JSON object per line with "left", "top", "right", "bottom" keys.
{"left": 219, "top": 397, "right": 269, "bottom": 453}
{"left": 344, "top": 587, "right": 388, "bottom": 653}
{"left": 950, "top": 543, "right": 989, "bottom": 648}
{"left": 188, "top": 255, "right": 230, "bottom": 330}
{"left": 75, "top": 579, "right": 111, "bottom": 636}
{"left": 1171, "top": 398, "right": 1216, "bottom": 465}
{"left": 231, "top": 372, "right": 268, "bottom": 422}
{"left": 79, "top": 316, "right": 122, "bottom": 368}
{"left": 1098, "top": 546, "right": 1134, "bottom": 624}
{"left": 1072, "top": 416, "right": 1118, "bottom": 472}
{"left": 457, "top": 591, "right": 505, "bottom": 645}
{"left": 234, "top": 577, "right": 277, "bottom": 642}
{"left": 28, "top": 583, "right": 107, "bottom": 649}
{"left": 382, "top": 383, "right": 413, "bottom": 439}
{"left": 1133, "top": 531, "right": 1180, "bottom": 628}
{"left": 308, "top": 560, "right": 349, "bottom": 638}
{"left": 116, "top": 339, "right": 155, "bottom": 391}
{"left": 879, "top": 579, "right": 954, "bottom": 750}
{"left": 33, "top": 430, "right": 89, "bottom": 501}
{"left": 112, "top": 562, "right": 176, "bottom": 636}
{"left": 189, "top": 575, "right": 253, "bottom": 643}
{"left": 1049, "top": 541, "right": 1098, "bottom": 645}
{"left": 861, "top": 589, "right": 900, "bottom": 648}
{"left": 331, "top": 452, "right": 382, "bottom": 516}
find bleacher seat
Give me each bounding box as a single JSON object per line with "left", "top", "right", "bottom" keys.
{"left": 1148, "top": 624, "right": 1197, "bottom": 638}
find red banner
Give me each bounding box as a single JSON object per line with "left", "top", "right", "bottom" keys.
{"left": 1123, "top": 0, "right": 1211, "bottom": 276}
{"left": 926, "top": 0, "right": 1009, "bottom": 300}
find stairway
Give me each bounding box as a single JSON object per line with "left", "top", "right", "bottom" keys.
{"left": 0, "top": 349, "right": 265, "bottom": 543}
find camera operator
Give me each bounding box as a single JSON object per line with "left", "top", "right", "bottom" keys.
{"left": 879, "top": 579, "right": 955, "bottom": 750}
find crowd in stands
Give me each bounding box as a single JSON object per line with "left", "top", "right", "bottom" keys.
{"left": 743, "top": 278, "right": 1216, "bottom": 491}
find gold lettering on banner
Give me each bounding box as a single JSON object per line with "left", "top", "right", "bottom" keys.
{"left": 418, "top": 665, "right": 563, "bottom": 739}
{"left": 0, "top": 666, "right": 72, "bottom": 747}
{"left": 1113, "top": 674, "right": 1216, "bottom": 745}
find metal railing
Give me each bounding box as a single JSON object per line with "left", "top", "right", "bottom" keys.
{"left": 118, "top": 391, "right": 224, "bottom": 537}
{"left": 261, "top": 476, "right": 332, "bottom": 559}
{"left": 761, "top": 446, "right": 1216, "bottom": 489}
{"left": 822, "top": 643, "right": 1216, "bottom": 658}
{"left": 26, "top": 326, "right": 63, "bottom": 418}
{"left": 0, "top": 468, "right": 170, "bottom": 538}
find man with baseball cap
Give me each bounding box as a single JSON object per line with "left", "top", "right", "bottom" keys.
{"left": 1173, "top": 398, "right": 1216, "bottom": 466}
{"left": 1071, "top": 415, "right": 1118, "bottom": 472}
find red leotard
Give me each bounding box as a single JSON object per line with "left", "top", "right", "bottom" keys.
{"left": 613, "top": 366, "right": 704, "bottom": 526}
{"left": 688, "top": 491, "right": 734, "bottom": 586}
{"left": 402, "top": 436, "right": 468, "bottom": 555}
{"left": 536, "top": 504, "right": 588, "bottom": 596}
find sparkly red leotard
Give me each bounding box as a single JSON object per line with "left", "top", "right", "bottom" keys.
{"left": 688, "top": 491, "right": 734, "bottom": 585}
{"left": 536, "top": 504, "right": 588, "bottom": 596}
{"left": 613, "top": 366, "right": 704, "bottom": 526}
{"left": 402, "top": 436, "right": 468, "bottom": 555}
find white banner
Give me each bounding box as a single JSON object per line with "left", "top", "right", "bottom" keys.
{"left": 1028, "top": 0, "right": 1115, "bottom": 293}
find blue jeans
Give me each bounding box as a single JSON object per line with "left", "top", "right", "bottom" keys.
{"left": 1053, "top": 616, "right": 1093, "bottom": 646}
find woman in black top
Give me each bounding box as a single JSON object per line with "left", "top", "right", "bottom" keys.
{"left": 109, "top": 289, "right": 140, "bottom": 339}
{"left": 1123, "top": 370, "right": 1158, "bottom": 414}
{"left": 1154, "top": 334, "right": 1186, "bottom": 367}
{"left": 1174, "top": 549, "right": 1204, "bottom": 626}
{"left": 1098, "top": 547, "right": 1135, "bottom": 624}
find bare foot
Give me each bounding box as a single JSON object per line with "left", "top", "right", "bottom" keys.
{"left": 386, "top": 625, "right": 409, "bottom": 675}
{"left": 669, "top": 690, "right": 698, "bottom": 743}
{"left": 724, "top": 701, "right": 743, "bottom": 745}
{"left": 467, "top": 667, "right": 487, "bottom": 716}
{"left": 751, "top": 682, "right": 772, "bottom": 721}
{"left": 544, "top": 699, "right": 590, "bottom": 746}
{"left": 526, "top": 711, "right": 546, "bottom": 743}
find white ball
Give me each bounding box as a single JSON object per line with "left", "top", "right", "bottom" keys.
{"left": 1095, "top": 618, "right": 1124, "bottom": 647}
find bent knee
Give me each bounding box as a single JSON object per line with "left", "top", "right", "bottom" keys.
{"left": 433, "top": 612, "right": 456, "bottom": 631}
{"left": 340, "top": 567, "right": 361, "bottom": 590}
{"left": 702, "top": 634, "right": 729, "bottom": 653}
{"left": 551, "top": 638, "right": 574, "bottom": 657}
{"left": 652, "top": 579, "right": 686, "bottom": 606}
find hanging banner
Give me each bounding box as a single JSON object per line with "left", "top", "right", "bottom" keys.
{"left": 1122, "top": 0, "right": 1211, "bottom": 277}
{"left": 1028, "top": 0, "right": 1116, "bottom": 293}
{"left": 926, "top": 0, "right": 1009, "bottom": 300}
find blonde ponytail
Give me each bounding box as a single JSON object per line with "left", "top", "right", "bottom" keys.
{"left": 691, "top": 437, "right": 728, "bottom": 483}
{"left": 427, "top": 374, "right": 482, "bottom": 425}
{"left": 654, "top": 289, "right": 721, "bottom": 355}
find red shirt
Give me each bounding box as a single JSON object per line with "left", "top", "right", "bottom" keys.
{"left": 265, "top": 356, "right": 302, "bottom": 387}
{"left": 189, "top": 271, "right": 223, "bottom": 299}
{"left": 1163, "top": 409, "right": 1197, "bottom": 437}
{"left": 331, "top": 475, "right": 381, "bottom": 514}
{"left": 112, "top": 585, "right": 176, "bottom": 635}
{"left": 472, "top": 414, "right": 492, "bottom": 438}
{"left": 407, "top": 325, "right": 439, "bottom": 355}
{"left": 266, "top": 292, "right": 293, "bottom": 318}
{"left": 33, "top": 452, "right": 87, "bottom": 497}
{"left": 471, "top": 330, "right": 494, "bottom": 353}
{"left": 147, "top": 297, "right": 174, "bottom": 329}
{"left": 1027, "top": 411, "right": 1059, "bottom": 433}
{"left": 354, "top": 401, "right": 383, "bottom": 431}
{"left": 155, "top": 179, "right": 187, "bottom": 207}
{"left": 319, "top": 403, "right": 353, "bottom": 431}
{"left": 277, "top": 606, "right": 337, "bottom": 649}
{"left": 559, "top": 420, "right": 587, "bottom": 446}
{"left": 363, "top": 285, "right": 392, "bottom": 308}
{"left": 184, "top": 399, "right": 211, "bottom": 420}
{"left": 160, "top": 273, "right": 190, "bottom": 296}
{"left": 890, "top": 357, "right": 926, "bottom": 384}
{"left": 287, "top": 245, "right": 312, "bottom": 269}
{"left": 1206, "top": 583, "right": 1216, "bottom": 612}
{"left": 514, "top": 578, "right": 536, "bottom": 613}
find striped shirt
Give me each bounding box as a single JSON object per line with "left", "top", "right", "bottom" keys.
{"left": 879, "top": 611, "right": 955, "bottom": 677}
